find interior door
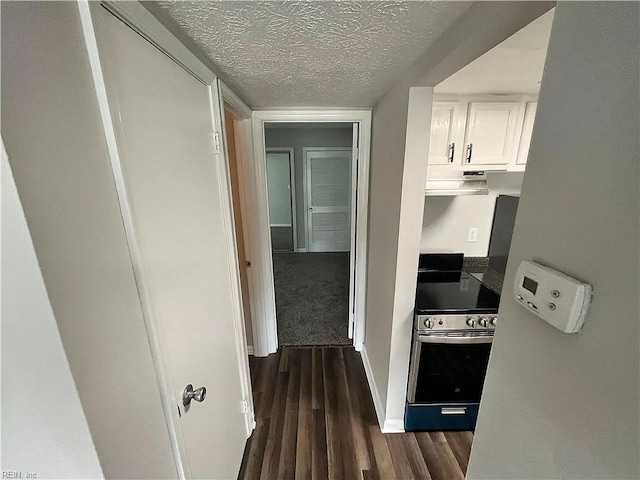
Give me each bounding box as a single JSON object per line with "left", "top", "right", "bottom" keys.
{"left": 265, "top": 152, "right": 293, "bottom": 227}
{"left": 348, "top": 124, "right": 358, "bottom": 338}
{"left": 92, "top": 7, "right": 248, "bottom": 479}
{"left": 305, "top": 148, "right": 352, "bottom": 252}
{"left": 464, "top": 102, "right": 520, "bottom": 166}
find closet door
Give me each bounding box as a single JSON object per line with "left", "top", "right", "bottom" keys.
{"left": 92, "top": 6, "right": 248, "bottom": 479}
{"left": 305, "top": 148, "right": 352, "bottom": 252}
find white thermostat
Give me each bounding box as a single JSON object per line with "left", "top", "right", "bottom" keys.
{"left": 514, "top": 261, "right": 592, "bottom": 333}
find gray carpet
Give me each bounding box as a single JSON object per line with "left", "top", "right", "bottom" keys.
{"left": 271, "top": 226, "right": 294, "bottom": 252}
{"left": 273, "top": 252, "right": 351, "bottom": 346}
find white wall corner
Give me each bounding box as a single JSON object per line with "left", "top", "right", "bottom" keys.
{"left": 360, "top": 345, "right": 386, "bottom": 430}
{"left": 381, "top": 419, "right": 406, "bottom": 434}
{"left": 386, "top": 86, "right": 434, "bottom": 426}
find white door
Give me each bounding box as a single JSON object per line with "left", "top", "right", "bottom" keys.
{"left": 516, "top": 102, "right": 538, "bottom": 166}
{"left": 305, "top": 148, "right": 352, "bottom": 252}
{"left": 265, "top": 152, "right": 293, "bottom": 227}
{"left": 428, "top": 102, "right": 460, "bottom": 165}
{"left": 348, "top": 124, "right": 359, "bottom": 338}
{"left": 92, "top": 7, "right": 248, "bottom": 479}
{"left": 464, "top": 101, "right": 520, "bottom": 166}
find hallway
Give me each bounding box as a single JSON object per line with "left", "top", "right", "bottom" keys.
{"left": 273, "top": 253, "right": 351, "bottom": 346}
{"left": 239, "top": 347, "right": 473, "bottom": 480}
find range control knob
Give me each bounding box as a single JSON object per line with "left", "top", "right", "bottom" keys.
{"left": 424, "top": 318, "right": 434, "bottom": 329}
{"left": 490, "top": 317, "right": 497, "bottom": 327}
{"left": 466, "top": 317, "right": 476, "bottom": 328}
{"left": 479, "top": 317, "right": 488, "bottom": 328}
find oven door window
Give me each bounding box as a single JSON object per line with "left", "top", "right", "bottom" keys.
{"left": 414, "top": 340, "right": 491, "bottom": 404}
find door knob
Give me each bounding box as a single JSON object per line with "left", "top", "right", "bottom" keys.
{"left": 308, "top": 207, "right": 313, "bottom": 212}
{"left": 183, "top": 384, "right": 207, "bottom": 406}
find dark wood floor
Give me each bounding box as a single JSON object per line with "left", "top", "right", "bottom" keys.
{"left": 239, "top": 347, "right": 473, "bottom": 480}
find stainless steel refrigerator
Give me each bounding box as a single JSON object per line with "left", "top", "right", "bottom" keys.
{"left": 488, "top": 195, "right": 520, "bottom": 274}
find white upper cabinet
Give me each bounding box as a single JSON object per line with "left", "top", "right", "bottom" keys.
{"left": 428, "top": 102, "right": 461, "bottom": 165}
{"left": 515, "top": 101, "right": 538, "bottom": 167}
{"left": 463, "top": 101, "right": 520, "bottom": 167}
{"left": 427, "top": 95, "right": 538, "bottom": 172}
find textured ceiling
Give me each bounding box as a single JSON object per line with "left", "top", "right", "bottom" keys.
{"left": 150, "top": 1, "right": 472, "bottom": 107}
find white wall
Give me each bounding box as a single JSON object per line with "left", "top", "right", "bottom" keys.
{"left": 1, "top": 3, "right": 176, "bottom": 478}
{"left": 468, "top": 2, "right": 639, "bottom": 478}
{"left": 265, "top": 127, "right": 353, "bottom": 248}
{"left": 421, "top": 173, "right": 523, "bottom": 257}
{"left": 364, "top": 1, "right": 554, "bottom": 430}
{"left": 1, "top": 146, "right": 104, "bottom": 479}
{"left": 266, "top": 153, "right": 293, "bottom": 226}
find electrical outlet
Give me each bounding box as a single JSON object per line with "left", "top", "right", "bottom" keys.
{"left": 467, "top": 227, "right": 479, "bottom": 243}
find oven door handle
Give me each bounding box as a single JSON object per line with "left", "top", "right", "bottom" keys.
{"left": 416, "top": 334, "right": 493, "bottom": 344}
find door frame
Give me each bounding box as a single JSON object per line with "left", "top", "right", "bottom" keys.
{"left": 81, "top": 2, "right": 255, "bottom": 477}
{"left": 302, "top": 146, "right": 353, "bottom": 253}
{"left": 251, "top": 110, "right": 372, "bottom": 355}
{"left": 265, "top": 147, "right": 298, "bottom": 252}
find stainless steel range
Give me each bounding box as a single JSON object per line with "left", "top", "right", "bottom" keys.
{"left": 405, "top": 255, "right": 501, "bottom": 431}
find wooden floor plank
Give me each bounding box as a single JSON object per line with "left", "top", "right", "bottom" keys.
{"left": 239, "top": 346, "right": 473, "bottom": 480}
{"left": 442, "top": 431, "right": 474, "bottom": 475}
{"left": 323, "top": 348, "right": 346, "bottom": 480}
{"left": 368, "top": 425, "right": 396, "bottom": 480}
{"left": 278, "top": 349, "right": 301, "bottom": 480}
{"left": 333, "top": 348, "right": 360, "bottom": 480}
{"left": 311, "top": 348, "right": 328, "bottom": 480}
{"left": 386, "top": 433, "right": 416, "bottom": 480}
{"left": 260, "top": 354, "right": 290, "bottom": 480}
{"left": 295, "top": 349, "right": 312, "bottom": 480}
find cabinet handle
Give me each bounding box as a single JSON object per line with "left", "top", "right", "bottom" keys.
{"left": 448, "top": 143, "right": 455, "bottom": 163}
{"left": 466, "top": 143, "right": 473, "bottom": 163}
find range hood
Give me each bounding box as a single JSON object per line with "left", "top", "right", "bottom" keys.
{"left": 425, "top": 169, "right": 489, "bottom": 196}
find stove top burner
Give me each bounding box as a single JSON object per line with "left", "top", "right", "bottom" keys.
{"left": 415, "top": 270, "right": 501, "bottom": 315}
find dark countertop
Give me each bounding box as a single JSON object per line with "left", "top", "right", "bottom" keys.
{"left": 463, "top": 257, "right": 505, "bottom": 295}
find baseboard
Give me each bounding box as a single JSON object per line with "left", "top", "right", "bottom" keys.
{"left": 381, "top": 419, "right": 405, "bottom": 433}
{"left": 360, "top": 345, "right": 385, "bottom": 430}
{"left": 270, "top": 224, "right": 292, "bottom": 228}
{"left": 296, "top": 248, "right": 307, "bottom": 253}
{"left": 246, "top": 344, "right": 254, "bottom": 356}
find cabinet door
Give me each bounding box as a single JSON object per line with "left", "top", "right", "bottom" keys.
{"left": 516, "top": 102, "right": 538, "bottom": 166}
{"left": 464, "top": 102, "right": 520, "bottom": 166}
{"left": 428, "top": 102, "right": 459, "bottom": 165}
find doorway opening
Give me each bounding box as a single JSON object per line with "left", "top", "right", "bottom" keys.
{"left": 248, "top": 111, "right": 371, "bottom": 356}
{"left": 264, "top": 123, "right": 354, "bottom": 346}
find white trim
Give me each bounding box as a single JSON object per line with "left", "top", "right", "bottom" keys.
{"left": 382, "top": 419, "right": 405, "bottom": 434}
{"left": 79, "top": 3, "right": 189, "bottom": 477}
{"left": 266, "top": 147, "right": 297, "bottom": 252}
{"left": 270, "top": 224, "right": 293, "bottom": 228}
{"left": 221, "top": 81, "right": 252, "bottom": 120}
{"left": 348, "top": 124, "right": 358, "bottom": 339}
{"left": 302, "top": 146, "right": 353, "bottom": 253}
{"left": 250, "top": 120, "right": 279, "bottom": 355}
{"left": 213, "top": 80, "right": 255, "bottom": 439}
{"left": 246, "top": 345, "right": 254, "bottom": 356}
{"left": 361, "top": 346, "right": 405, "bottom": 433}
{"left": 296, "top": 248, "right": 308, "bottom": 253}
{"left": 100, "top": 0, "right": 215, "bottom": 85}
{"left": 360, "top": 346, "right": 385, "bottom": 429}
{"left": 252, "top": 110, "right": 371, "bottom": 353}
